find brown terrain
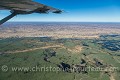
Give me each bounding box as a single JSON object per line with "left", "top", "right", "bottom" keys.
{"left": 0, "top": 22, "right": 120, "bottom": 39}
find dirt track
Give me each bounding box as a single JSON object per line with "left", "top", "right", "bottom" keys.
{"left": 6, "top": 44, "right": 83, "bottom": 54}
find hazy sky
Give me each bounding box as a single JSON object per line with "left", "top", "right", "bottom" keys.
{"left": 0, "top": 0, "right": 120, "bottom": 22}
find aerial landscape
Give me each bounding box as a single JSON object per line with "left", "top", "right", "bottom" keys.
{"left": 0, "top": 0, "right": 120, "bottom": 80}
{"left": 0, "top": 22, "right": 120, "bottom": 80}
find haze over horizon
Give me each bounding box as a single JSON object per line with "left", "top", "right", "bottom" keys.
{"left": 0, "top": 0, "right": 120, "bottom": 22}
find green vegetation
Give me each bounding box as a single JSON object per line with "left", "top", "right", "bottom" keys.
{"left": 0, "top": 35, "right": 120, "bottom": 80}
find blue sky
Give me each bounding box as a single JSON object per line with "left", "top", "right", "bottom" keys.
{"left": 0, "top": 0, "right": 120, "bottom": 22}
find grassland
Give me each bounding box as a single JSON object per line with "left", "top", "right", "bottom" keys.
{"left": 0, "top": 34, "right": 120, "bottom": 80}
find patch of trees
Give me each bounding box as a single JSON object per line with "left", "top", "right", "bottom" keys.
{"left": 43, "top": 49, "right": 56, "bottom": 62}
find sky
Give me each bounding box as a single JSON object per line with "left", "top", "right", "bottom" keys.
{"left": 0, "top": 0, "right": 120, "bottom": 22}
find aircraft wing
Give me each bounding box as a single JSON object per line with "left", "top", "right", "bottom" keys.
{"left": 0, "top": 0, "right": 62, "bottom": 25}
{"left": 0, "top": 0, "right": 62, "bottom": 14}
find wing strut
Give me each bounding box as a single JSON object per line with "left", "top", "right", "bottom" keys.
{"left": 0, "top": 12, "right": 17, "bottom": 25}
